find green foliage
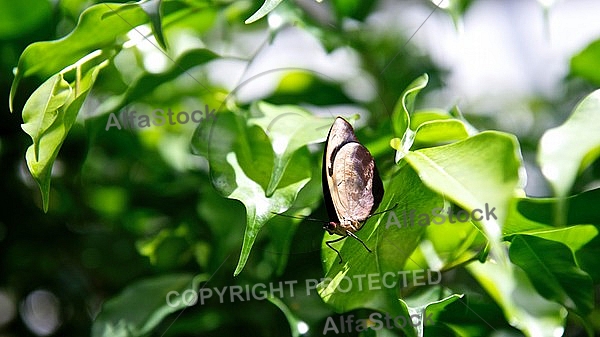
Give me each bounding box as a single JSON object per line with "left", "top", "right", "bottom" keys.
{"left": 91, "top": 273, "right": 208, "bottom": 337}
{"left": 538, "top": 89, "right": 600, "bottom": 199}
{"left": 5, "top": 1, "right": 600, "bottom": 336}
{"left": 571, "top": 39, "right": 600, "bottom": 86}
{"left": 509, "top": 235, "right": 592, "bottom": 315}
{"left": 245, "top": 0, "right": 286, "bottom": 24}
{"left": 22, "top": 60, "right": 106, "bottom": 211}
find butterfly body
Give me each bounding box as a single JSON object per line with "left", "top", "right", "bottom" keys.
{"left": 322, "top": 117, "right": 384, "bottom": 263}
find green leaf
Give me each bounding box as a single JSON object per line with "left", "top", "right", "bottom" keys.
{"left": 136, "top": 225, "right": 194, "bottom": 269}
{"left": 390, "top": 74, "right": 429, "bottom": 162}
{"left": 10, "top": 2, "right": 148, "bottom": 110}
{"left": 442, "top": 0, "right": 475, "bottom": 31}
{"left": 503, "top": 189, "right": 600, "bottom": 252}
{"left": 192, "top": 109, "right": 323, "bottom": 276}
{"left": 538, "top": 89, "right": 600, "bottom": 199}
{"left": 402, "top": 291, "right": 463, "bottom": 337}
{"left": 21, "top": 74, "right": 72, "bottom": 162}
{"left": 391, "top": 74, "right": 429, "bottom": 138}
{"left": 503, "top": 197, "right": 552, "bottom": 236}
{"left": 509, "top": 235, "right": 593, "bottom": 315}
{"left": 399, "top": 287, "right": 464, "bottom": 337}
{"left": 404, "top": 131, "right": 524, "bottom": 262}
{"left": 504, "top": 188, "right": 600, "bottom": 235}
{"left": 467, "top": 261, "right": 566, "bottom": 336}
{"left": 413, "top": 119, "right": 469, "bottom": 146}
{"left": 93, "top": 48, "right": 219, "bottom": 117}
{"left": 91, "top": 273, "right": 208, "bottom": 337}
{"left": 245, "top": 0, "right": 285, "bottom": 24}
{"left": 140, "top": 0, "right": 167, "bottom": 49}
{"left": 0, "top": 0, "right": 51, "bottom": 39}
{"left": 575, "top": 235, "right": 600, "bottom": 283}
{"left": 23, "top": 63, "right": 105, "bottom": 212}
{"left": 319, "top": 164, "right": 444, "bottom": 337}
{"left": 570, "top": 38, "right": 600, "bottom": 86}
{"left": 424, "top": 214, "right": 485, "bottom": 271}
{"left": 331, "top": 0, "right": 377, "bottom": 21}
{"left": 248, "top": 102, "right": 334, "bottom": 196}
{"left": 409, "top": 109, "right": 451, "bottom": 128}
{"left": 106, "top": 0, "right": 167, "bottom": 49}
{"left": 503, "top": 191, "right": 600, "bottom": 284}
{"left": 267, "top": 297, "right": 307, "bottom": 337}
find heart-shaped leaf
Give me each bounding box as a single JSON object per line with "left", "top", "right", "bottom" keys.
{"left": 404, "top": 131, "right": 524, "bottom": 262}
{"left": 248, "top": 102, "right": 333, "bottom": 195}
{"left": 192, "top": 108, "right": 333, "bottom": 276}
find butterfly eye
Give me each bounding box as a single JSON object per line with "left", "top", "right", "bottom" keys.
{"left": 323, "top": 222, "right": 336, "bottom": 233}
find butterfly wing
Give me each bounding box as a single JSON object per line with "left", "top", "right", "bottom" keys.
{"left": 323, "top": 117, "right": 383, "bottom": 230}
{"left": 330, "top": 142, "right": 383, "bottom": 227}
{"left": 322, "top": 117, "right": 358, "bottom": 224}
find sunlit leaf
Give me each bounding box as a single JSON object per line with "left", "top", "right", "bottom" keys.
{"left": 391, "top": 74, "right": 429, "bottom": 162}
{"left": 570, "top": 38, "right": 600, "bottom": 86}
{"left": 404, "top": 131, "right": 524, "bottom": 262}
{"left": 504, "top": 189, "right": 600, "bottom": 246}
{"left": 21, "top": 74, "right": 72, "bottom": 161}
{"left": 140, "top": 0, "right": 167, "bottom": 49}
{"left": 248, "top": 102, "right": 333, "bottom": 195}
{"left": 413, "top": 119, "right": 469, "bottom": 146}
{"left": 391, "top": 74, "right": 429, "bottom": 138}
{"left": 192, "top": 109, "right": 326, "bottom": 276}
{"left": 23, "top": 62, "right": 106, "bottom": 212}
{"left": 245, "top": 0, "right": 285, "bottom": 24}
{"left": 10, "top": 2, "right": 148, "bottom": 110}
{"left": 93, "top": 48, "right": 219, "bottom": 117}
{"left": 538, "top": 89, "right": 600, "bottom": 199}
{"left": 402, "top": 291, "right": 463, "bottom": 337}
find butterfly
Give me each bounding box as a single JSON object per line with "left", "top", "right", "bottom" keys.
{"left": 322, "top": 117, "right": 386, "bottom": 264}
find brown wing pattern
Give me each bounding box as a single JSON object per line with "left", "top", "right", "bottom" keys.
{"left": 323, "top": 118, "right": 358, "bottom": 223}
{"left": 330, "top": 143, "right": 378, "bottom": 224}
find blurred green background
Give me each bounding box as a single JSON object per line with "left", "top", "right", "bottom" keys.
{"left": 2, "top": 0, "right": 600, "bottom": 336}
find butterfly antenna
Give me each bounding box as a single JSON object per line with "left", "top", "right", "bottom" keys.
{"left": 368, "top": 203, "right": 399, "bottom": 218}
{"left": 271, "top": 211, "right": 324, "bottom": 223}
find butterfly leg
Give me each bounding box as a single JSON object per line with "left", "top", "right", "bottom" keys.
{"left": 326, "top": 236, "right": 348, "bottom": 264}
{"left": 346, "top": 231, "right": 372, "bottom": 253}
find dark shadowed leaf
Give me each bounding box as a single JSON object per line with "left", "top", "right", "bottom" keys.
{"left": 509, "top": 235, "right": 593, "bottom": 315}
{"left": 92, "top": 273, "right": 208, "bottom": 337}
